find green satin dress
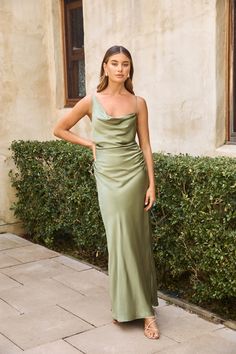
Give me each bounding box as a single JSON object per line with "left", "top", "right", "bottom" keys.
{"left": 92, "top": 94, "right": 158, "bottom": 322}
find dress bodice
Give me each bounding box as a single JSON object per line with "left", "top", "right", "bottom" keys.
{"left": 92, "top": 95, "right": 137, "bottom": 149}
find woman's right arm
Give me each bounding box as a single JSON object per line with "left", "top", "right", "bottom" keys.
{"left": 53, "top": 94, "right": 96, "bottom": 159}
{"left": 53, "top": 94, "right": 92, "bottom": 147}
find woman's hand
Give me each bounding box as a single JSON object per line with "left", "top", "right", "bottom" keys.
{"left": 144, "top": 186, "right": 156, "bottom": 211}
{"left": 90, "top": 142, "right": 96, "bottom": 161}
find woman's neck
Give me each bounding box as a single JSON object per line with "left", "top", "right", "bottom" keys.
{"left": 102, "top": 81, "right": 127, "bottom": 96}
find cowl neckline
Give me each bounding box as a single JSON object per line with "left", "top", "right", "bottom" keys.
{"left": 93, "top": 94, "right": 136, "bottom": 119}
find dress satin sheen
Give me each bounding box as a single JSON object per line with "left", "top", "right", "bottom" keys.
{"left": 92, "top": 94, "right": 158, "bottom": 322}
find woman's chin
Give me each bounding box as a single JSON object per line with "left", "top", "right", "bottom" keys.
{"left": 110, "top": 77, "right": 126, "bottom": 84}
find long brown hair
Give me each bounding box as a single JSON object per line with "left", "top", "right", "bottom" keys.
{"left": 97, "top": 45, "right": 135, "bottom": 94}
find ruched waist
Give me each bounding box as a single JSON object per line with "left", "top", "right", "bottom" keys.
{"left": 93, "top": 142, "right": 146, "bottom": 184}
{"left": 95, "top": 142, "right": 144, "bottom": 165}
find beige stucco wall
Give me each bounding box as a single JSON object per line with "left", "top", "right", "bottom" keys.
{"left": 0, "top": 0, "right": 91, "bottom": 232}
{"left": 0, "top": 0, "right": 233, "bottom": 232}
{"left": 0, "top": 0, "right": 63, "bottom": 232}
{"left": 84, "top": 0, "right": 228, "bottom": 156}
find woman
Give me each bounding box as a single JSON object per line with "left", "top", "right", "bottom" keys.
{"left": 54, "top": 45, "right": 159, "bottom": 340}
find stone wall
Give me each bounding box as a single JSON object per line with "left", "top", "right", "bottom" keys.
{"left": 0, "top": 0, "right": 62, "bottom": 232}
{"left": 84, "top": 0, "right": 228, "bottom": 155}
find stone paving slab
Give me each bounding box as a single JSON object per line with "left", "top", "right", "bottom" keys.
{"left": 0, "top": 277, "right": 85, "bottom": 314}
{"left": 66, "top": 320, "right": 177, "bottom": 354}
{"left": 3, "top": 244, "right": 59, "bottom": 263}
{"left": 53, "top": 267, "right": 109, "bottom": 295}
{"left": 0, "top": 333, "right": 23, "bottom": 354}
{"left": 0, "top": 236, "right": 24, "bottom": 251}
{"left": 59, "top": 291, "right": 112, "bottom": 327}
{"left": 157, "top": 329, "right": 236, "bottom": 354}
{"left": 0, "top": 253, "right": 22, "bottom": 268}
{"left": 0, "top": 298, "right": 21, "bottom": 318}
{"left": 0, "top": 272, "right": 21, "bottom": 291}
{"left": 60, "top": 296, "right": 168, "bottom": 328}
{"left": 156, "top": 305, "right": 224, "bottom": 342}
{"left": 213, "top": 327, "right": 236, "bottom": 343}
{"left": 0, "top": 258, "right": 87, "bottom": 285}
{"left": 1, "top": 233, "right": 32, "bottom": 246}
{"left": 53, "top": 255, "right": 92, "bottom": 272}
{"left": 0, "top": 233, "right": 235, "bottom": 354}
{"left": 0, "top": 305, "right": 93, "bottom": 350}
{"left": 23, "top": 339, "right": 83, "bottom": 354}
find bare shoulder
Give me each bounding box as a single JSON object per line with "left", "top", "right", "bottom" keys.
{"left": 136, "top": 95, "right": 148, "bottom": 115}
{"left": 72, "top": 94, "right": 93, "bottom": 117}
{"left": 74, "top": 94, "right": 92, "bottom": 109}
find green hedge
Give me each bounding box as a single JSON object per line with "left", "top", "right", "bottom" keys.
{"left": 152, "top": 154, "right": 236, "bottom": 303}
{"left": 9, "top": 140, "right": 107, "bottom": 256}
{"left": 9, "top": 140, "right": 236, "bottom": 304}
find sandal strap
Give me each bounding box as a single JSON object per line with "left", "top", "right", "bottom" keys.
{"left": 145, "top": 318, "right": 157, "bottom": 331}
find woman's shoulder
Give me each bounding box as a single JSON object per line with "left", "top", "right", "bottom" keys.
{"left": 78, "top": 92, "right": 96, "bottom": 108}
{"left": 72, "top": 93, "right": 95, "bottom": 118}
{"left": 86, "top": 90, "right": 105, "bottom": 101}
{"left": 83, "top": 88, "right": 100, "bottom": 99}
{"left": 135, "top": 95, "right": 146, "bottom": 103}
{"left": 135, "top": 95, "right": 147, "bottom": 113}
{"left": 73, "top": 93, "right": 93, "bottom": 105}
{"left": 83, "top": 92, "right": 95, "bottom": 101}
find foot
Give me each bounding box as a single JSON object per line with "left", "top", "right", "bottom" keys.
{"left": 144, "top": 316, "right": 160, "bottom": 340}
{"left": 112, "top": 319, "right": 119, "bottom": 324}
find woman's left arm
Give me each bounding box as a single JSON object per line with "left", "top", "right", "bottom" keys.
{"left": 136, "top": 96, "right": 156, "bottom": 211}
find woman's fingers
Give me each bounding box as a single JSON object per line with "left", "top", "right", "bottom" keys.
{"left": 92, "top": 143, "right": 96, "bottom": 161}
{"left": 144, "top": 192, "right": 156, "bottom": 211}
{"left": 144, "top": 195, "right": 149, "bottom": 206}
{"left": 144, "top": 197, "right": 151, "bottom": 211}
{"left": 144, "top": 200, "right": 153, "bottom": 211}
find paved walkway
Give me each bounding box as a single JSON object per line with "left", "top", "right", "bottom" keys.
{"left": 0, "top": 233, "right": 235, "bottom": 354}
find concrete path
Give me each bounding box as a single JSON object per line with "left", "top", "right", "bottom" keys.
{"left": 0, "top": 233, "right": 235, "bottom": 354}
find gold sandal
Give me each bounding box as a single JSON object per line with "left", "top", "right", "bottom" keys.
{"left": 144, "top": 317, "right": 160, "bottom": 340}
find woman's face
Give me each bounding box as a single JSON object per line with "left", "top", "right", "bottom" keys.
{"left": 103, "top": 53, "right": 131, "bottom": 83}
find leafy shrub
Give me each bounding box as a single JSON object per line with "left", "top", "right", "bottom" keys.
{"left": 9, "top": 141, "right": 236, "bottom": 304}
{"left": 152, "top": 154, "right": 236, "bottom": 303}
{"left": 9, "top": 140, "right": 107, "bottom": 257}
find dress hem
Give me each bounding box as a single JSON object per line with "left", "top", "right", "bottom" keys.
{"left": 112, "top": 307, "right": 158, "bottom": 323}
